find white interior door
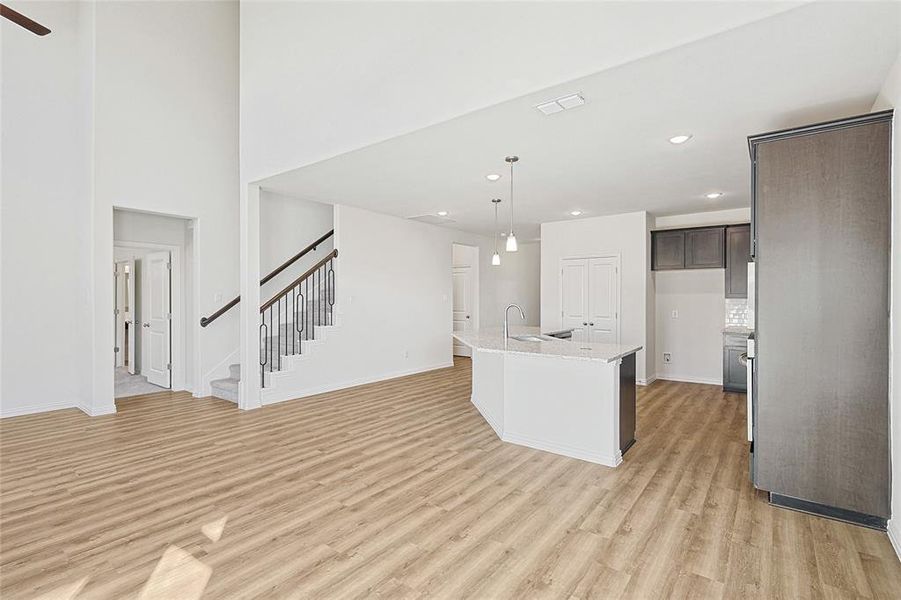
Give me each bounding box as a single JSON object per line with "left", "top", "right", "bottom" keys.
{"left": 561, "top": 259, "right": 589, "bottom": 343}
{"left": 144, "top": 251, "right": 171, "bottom": 388}
{"left": 587, "top": 257, "right": 619, "bottom": 343}
{"left": 452, "top": 266, "right": 473, "bottom": 356}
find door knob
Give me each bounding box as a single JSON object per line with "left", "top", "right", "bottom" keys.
{"left": 142, "top": 322, "right": 151, "bottom": 328}
{"left": 589, "top": 322, "right": 595, "bottom": 326}
{"left": 466, "top": 315, "right": 470, "bottom": 319}
{"left": 582, "top": 322, "right": 587, "bottom": 326}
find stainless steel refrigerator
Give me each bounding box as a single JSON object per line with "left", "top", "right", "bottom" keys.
{"left": 748, "top": 110, "right": 892, "bottom": 529}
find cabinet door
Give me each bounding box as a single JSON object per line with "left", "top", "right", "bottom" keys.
{"left": 723, "top": 345, "right": 747, "bottom": 392}
{"left": 652, "top": 230, "right": 684, "bottom": 270}
{"left": 685, "top": 227, "right": 725, "bottom": 268}
{"left": 725, "top": 225, "right": 751, "bottom": 298}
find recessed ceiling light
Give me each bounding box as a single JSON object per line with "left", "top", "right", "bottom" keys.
{"left": 669, "top": 134, "right": 693, "bottom": 145}
{"left": 557, "top": 94, "right": 585, "bottom": 110}
{"left": 705, "top": 192, "right": 724, "bottom": 200}
{"left": 437, "top": 210, "right": 448, "bottom": 216}
{"left": 486, "top": 173, "right": 501, "bottom": 182}
{"left": 569, "top": 210, "right": 582, "bottom": 216}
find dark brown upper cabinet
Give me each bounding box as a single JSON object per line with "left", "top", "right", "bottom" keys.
{"left": 684, "top": 227, "right": 725, "bottom": 269}
{"left": 725, "top": 225, "right": 751, "bottom": 298}
{"left": 651, "top": 230, "right": 685, "bottom": 270}
{"left": 652, "top": 226, "right": 729, "bottom": 271}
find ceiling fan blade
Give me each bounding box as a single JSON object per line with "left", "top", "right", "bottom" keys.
{"left": 0, "top": 3, "right": 51, "bottom": 36}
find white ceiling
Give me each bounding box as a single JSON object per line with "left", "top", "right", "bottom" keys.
{"left": 260, "top": 2, "right": 900, "bottom": 239}
{"left": 242, "top": 1, "right": 802, "bottom": 181}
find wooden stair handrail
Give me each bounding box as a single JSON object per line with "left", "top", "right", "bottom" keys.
{"left": 200, "top": 229, "right": 334, "bottom": 327}
{"left": 260, "top": 250, "right": 338, "bottom": 312}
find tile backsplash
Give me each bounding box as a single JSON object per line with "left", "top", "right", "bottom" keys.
{"left": 725, "top": 298, "right": 750, "bottom": 328}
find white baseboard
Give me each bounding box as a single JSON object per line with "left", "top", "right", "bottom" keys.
{"left": 502, "top": 430, "right": 622, "bottom": 468}
{"left": 888, "top": 519, "right": 901, "bottom": 563}
{"left": 470, "top": 395, "right": 502, "bottom": 437}
{"left": 261, "top": 361, "right": 454, "bottom": 406}
{"left": 657, "top": 374, "right": 723, "bottom": 386}
{"left": 638, "top": 375, "right": 657, "bottom": 386}
{"left": 0, "top": 400, "right": 77, "bottom": 418}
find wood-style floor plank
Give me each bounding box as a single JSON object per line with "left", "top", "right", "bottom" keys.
{"left": 2, "top": 358, "right": 899, "bottom": 599}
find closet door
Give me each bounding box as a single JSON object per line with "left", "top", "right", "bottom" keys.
{"left": 560, "top": 259, "right": 589, "bottom": 343}
{"left": 587, "top": 257, "right": 619, "bottom": 344}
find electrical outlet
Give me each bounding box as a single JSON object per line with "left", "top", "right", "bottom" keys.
{"left": 663, "top": 352, "right": 672, "bottom": 364}
{"left": 671, "top": 309, "right": 679, "bottom": 319}
{"left": 404, "top": 350, "right": 409, "bottom": 359}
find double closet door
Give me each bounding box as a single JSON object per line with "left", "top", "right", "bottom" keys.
{"left": 560, "top": 256, "right": 619, "bottom": 344}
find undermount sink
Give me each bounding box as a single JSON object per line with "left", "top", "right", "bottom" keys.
{"left": 511, "top": 334, "right": 556, "bottom": 343}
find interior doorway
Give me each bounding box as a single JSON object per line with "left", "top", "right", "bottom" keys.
{"left": 452, "top": 244, "right": 479, "bottom": 357}
{"left": 113, "top": 209, "right": 194, "bottom": 399}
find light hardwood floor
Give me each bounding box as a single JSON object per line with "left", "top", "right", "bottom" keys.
{"left": 2, "top": 358, "right": 899, "bottom": 599}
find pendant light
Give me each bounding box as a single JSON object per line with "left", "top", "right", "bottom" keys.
{"left": 491, "top": 198, "right": 502, "bottom": 266}
{"left": 505, "top": 155, "right": 519, "bottom": 252}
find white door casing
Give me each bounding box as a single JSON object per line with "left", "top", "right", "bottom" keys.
{"left": 452, "top": 266, "right": 473, "bottom": 356}
{"left": 560, "top": 256, "right": 620, "bottom": 344}
{"left": 115, "top": 262, "right": 127, "bottom": 368}
{"left": 144, "top": 251, "right": 172, "bottom": 388}
{"left": 124, "top": 260, "right": 136, "bottom": 374}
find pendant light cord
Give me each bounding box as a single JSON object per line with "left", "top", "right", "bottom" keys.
{"left": 509, "top": 160, "right": 515, "bottom": 235}
{"left": 494, "top": 201, "right": 499, "bottom": 253}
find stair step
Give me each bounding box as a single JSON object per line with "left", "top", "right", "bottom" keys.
{"left": 228, "top": 363, "right": 240, "bottom": 380}
{"left": 210, "top": 377, "right": 239, "bottom": 403}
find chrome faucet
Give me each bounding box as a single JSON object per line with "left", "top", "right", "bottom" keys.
{"left": 504, "top": 303, "right": 525, "bottom": 339}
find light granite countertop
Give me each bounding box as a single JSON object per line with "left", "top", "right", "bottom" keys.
{"left": 453, "top": 326, "right": 642, "bottom": 364}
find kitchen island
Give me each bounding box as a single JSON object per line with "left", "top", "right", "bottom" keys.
{"left": 453, "top": 326, "right": 642, "bottom": 467}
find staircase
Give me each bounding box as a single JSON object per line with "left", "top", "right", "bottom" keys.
{"left": 201, "top": 231, "right": 338, "bottom": 404}
{"left": 210, "top": 363, "right": 240, "bottom": 403}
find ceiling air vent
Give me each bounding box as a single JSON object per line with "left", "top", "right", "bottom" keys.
{"left": 408, "top": 214, "right": 456, "bottom": 225}
{"left": 535, "top": 93, "right": 585, "bottom": 115}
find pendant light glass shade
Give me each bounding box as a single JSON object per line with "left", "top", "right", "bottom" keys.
{"left": 491, "top": 198, "right": 502, "bottom": 266}
{"left": 505, "top": 156, "right": 519, "bottom": 252}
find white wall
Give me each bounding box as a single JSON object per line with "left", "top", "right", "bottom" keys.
{"left": 493, "top": 242, "right": 541, "bottom": 327}
{"left": 654, "top": 207, "right": 751, "bottom": 229}
{"left": 541, "top": 212, "right": 651, "bottom": 383}
{"left": 92, "top": 1, "right": 239, "bottom": 403}
{"left": 654, "top": 271, "right": 725, "bottom": 385}
{"left": 261, "top": 204, "right": 540, "bottom": 401}
{"left": 873, "top": 52, "right": 901, "bottom": 560}
{"left": 1, "top": 2, "right": 95, "bottom": 417}
{"left": 651, "top": 207, "right": 751, "bottom": 385}
{"left": 260, "top": 191, "right": 334, "bottom": 299}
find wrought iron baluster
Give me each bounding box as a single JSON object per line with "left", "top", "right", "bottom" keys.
{"left": 260, "top": 320, "right": 268, "bottom": 387}
{"left": 327, "top": 258, "right": 335, "bottom": 325}
{"left": 277, "top": 297, "right": 282, "bottom": 371}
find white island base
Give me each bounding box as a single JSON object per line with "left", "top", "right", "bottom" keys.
{"left": 456, "top": 329, "right": 641, "bottom": 468}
